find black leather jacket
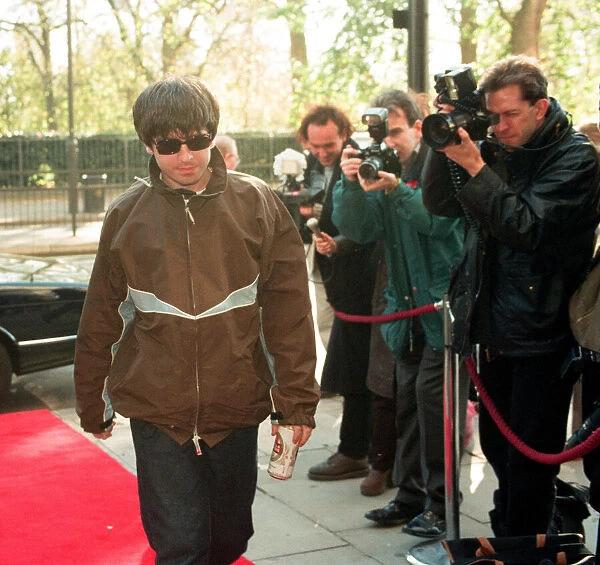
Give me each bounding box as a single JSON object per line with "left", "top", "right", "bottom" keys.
{"left": 423, "top": 98, "right": 600, "bottom": 355}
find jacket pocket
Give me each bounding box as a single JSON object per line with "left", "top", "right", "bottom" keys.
{"left": 492, "top": 271, "right": 564, "bottom": 340}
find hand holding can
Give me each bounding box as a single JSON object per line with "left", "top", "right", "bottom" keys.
{"left": 268, "top": 425, "right": 299, "bottom": 480}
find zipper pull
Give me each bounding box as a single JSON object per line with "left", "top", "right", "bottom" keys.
{"left": 192, "top": 431, "right": 203, "bottom": 456}
{"left": 182, "top": 196, "right": 196, "bottom": 224}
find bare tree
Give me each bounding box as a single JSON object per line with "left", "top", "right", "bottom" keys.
{"left": 447, "top": 0, "right": 547, "bottom": 64}
{"left": 105, "top": 0, "right": 154, "bottom": 82}
{"left": 285, "top": 0, "right": 308, "bottom": 86}
{"left": 0, "top": 0, "right": 66, "bottom": 131}
{"left": 459, "top": 0, "right": 478, "bottom": 63}
{"left": 105, "top": 0, "right": 229, "bottom": 80}
{"left": 494, "top": 0, "right": 548, "bottom": 56}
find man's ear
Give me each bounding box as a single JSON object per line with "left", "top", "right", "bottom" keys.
{"left": 144, "top": 145, "right": 153, "bottom": 155}
{"left": 413, "top": 119, "right": 423, "bottom": 134}
{"left": 534, "top": 98, "right": 550, "bottom": 121}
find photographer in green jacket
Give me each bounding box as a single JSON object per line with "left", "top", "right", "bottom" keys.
{"left": 332, "top": 89, "right": 466, "bottom": 538}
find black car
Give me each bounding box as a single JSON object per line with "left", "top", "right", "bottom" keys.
{"left": 0, "top": 253, "right": 90, "bottom": 398}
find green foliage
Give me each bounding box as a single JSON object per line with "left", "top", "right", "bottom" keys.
{"left": 0, "top": 45, "right": 47, "bottom": 134}
{"left": 0, "top": 0, "right": 598, "bottom": 136}
{"left": 540, "top": 0, "right": 600, "bottom": 124}
{"left": 288, "top": 0, "right": 407, "bottom": 127}
{"left": 27, "top": 162, "right": 55, "bottom": 188}
{"left": 443, "top": 0, "right": 599, "bottom": 125}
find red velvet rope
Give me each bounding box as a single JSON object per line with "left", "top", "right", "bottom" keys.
{"left": 334, "top": 301, "right": 600, "bottom": 463}
{"left": 333, "top": 302, "right": 440, "bottom": 324}
{"left": 465, "top": 356, "right": 600, "bottom": 464}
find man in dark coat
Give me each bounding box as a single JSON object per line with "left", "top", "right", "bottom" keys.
{"left": 422, "top": 55, "right": 600, "bottom": 536}
{"left": 297, "top": 105, "right": 377, "bottom": 481}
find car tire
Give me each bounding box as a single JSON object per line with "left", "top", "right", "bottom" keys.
{"left": 0, "top": 344, "right": 13, "bottom": 400}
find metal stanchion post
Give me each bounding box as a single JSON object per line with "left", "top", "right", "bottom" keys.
{"left": 406, "top": 297, "right": 461, "bottom": 565}
{"left": 443, "top": 295, "right": 460, "bottom": 540}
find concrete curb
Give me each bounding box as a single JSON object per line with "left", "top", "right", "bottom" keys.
{"left": 0, "top": 222, "right": 102, "bottom": 257}
{"left": 3, "top": 243, "right": 99, "bottom": 257}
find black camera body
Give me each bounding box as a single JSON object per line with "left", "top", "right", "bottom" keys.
{"left": 356, "top": 108, "right": 401, "bottom": 180}
{"left": 422, "top": 65, "right": 494, "bottom": 150}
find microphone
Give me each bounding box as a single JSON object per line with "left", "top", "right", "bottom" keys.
{"left": 565, "top": 402, "right": 600, "bottom": 449}
{"left": 306, "top": 217, "right": 322, "bottom": 236}
{"left": 306, "top": 218, "right": 331, "bottom": 257}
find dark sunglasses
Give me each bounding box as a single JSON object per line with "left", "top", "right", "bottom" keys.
{"left": 155, "top": 134, "right": 213, "bottom": 155}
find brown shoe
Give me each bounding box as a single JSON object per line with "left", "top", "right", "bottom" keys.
{"left": 308, "top": 452, "right": 369, "bottom": 481}
{"left": 360, "top": 468, "right": 393, "bottom": 496}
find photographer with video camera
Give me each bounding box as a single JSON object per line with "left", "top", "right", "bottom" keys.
{"left": 332, "top": 90, "right": 466, "bottom": 537}
{"left": 298, "top": 105, "right": 378, "bottom": 482}
{"left": 421, "top": 55, "right": 600, "bottom": 536}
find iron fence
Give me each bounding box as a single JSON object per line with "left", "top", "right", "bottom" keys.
{"left": 0, "top": 185, "right": 127, "bottom": 227}
{"left": 0, "top": 132, "right": 300, "bottom": 228}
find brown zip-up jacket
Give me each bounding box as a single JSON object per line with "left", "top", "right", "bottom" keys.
{"left": 74, "top": 151, "right": 319, "bottom": 446}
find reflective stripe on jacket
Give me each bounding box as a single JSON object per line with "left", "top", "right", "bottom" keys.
{"left": 74, "top": 150, "right": 319, "bottom": 444}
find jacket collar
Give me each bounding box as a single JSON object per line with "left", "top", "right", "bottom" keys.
{"left": 402, "top": 143, "right": 428, "bottom": 183}
{"left": 521, "top": 97, "right": 571, "bottom": 151}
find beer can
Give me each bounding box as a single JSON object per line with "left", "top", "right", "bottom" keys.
{"left": 267, "top": 425, "right": 299, "bottom": 480}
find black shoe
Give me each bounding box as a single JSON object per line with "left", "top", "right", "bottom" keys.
{"left": 403, "top": 510, "right": 446, "bottom": 538}
{"left": 365, "top": 500, "right": 421, "bottom": 525}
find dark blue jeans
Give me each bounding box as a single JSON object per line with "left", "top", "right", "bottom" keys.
{"left": 478, "top": 351, "right": 574, "bottom": 536}
{"left": 130, "top": 420, "right": 258, "bottom": 565}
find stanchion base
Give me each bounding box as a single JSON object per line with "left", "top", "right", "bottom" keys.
{"left": 406, "top": 540, "right": 449, "bottom": 565}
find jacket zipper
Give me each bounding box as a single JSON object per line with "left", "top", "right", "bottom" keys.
{"left": 182, "top": 195, "right": 202, "bottom": 455}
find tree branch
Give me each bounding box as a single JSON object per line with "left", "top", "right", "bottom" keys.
{"left": 493, "top": 0, "right": 512, "bottom": 24}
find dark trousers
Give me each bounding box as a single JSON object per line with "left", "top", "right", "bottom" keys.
{"left": 339, "top": 392, "right": 372, "bottom": 458}
{"left": 581, "top": 361, "right": 600, "bottom": 559}
{"left": 478, "top": 352, "right": 574, "bottom": 536}
{"left": 393, "top": 345, "right": 469, "bottom": 515}
{"left": 130, "top": 420, "right": 258, "bottom": 565}
{"left": 368, "top": 392, "right": 397, "bottom": 471}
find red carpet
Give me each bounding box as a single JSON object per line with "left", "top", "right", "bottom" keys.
{"left": 0, "top": 409, "right": 253, "bottom": 565}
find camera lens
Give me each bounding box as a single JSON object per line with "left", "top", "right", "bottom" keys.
{"left": 422, "top": 114, "right": 457, "bottom": 149}
{"left": 422, "top": 111, "right": 471, "bottom": 149}
{"left": 358, "top": 157, "right": 383, "bottom": 180}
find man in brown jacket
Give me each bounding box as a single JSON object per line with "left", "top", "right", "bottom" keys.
{"left": 74, "top": 76, "right": 319, "bottom": 564}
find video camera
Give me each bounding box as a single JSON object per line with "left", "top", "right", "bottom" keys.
{"left": 272, "top": 148, "right": 317, "bottom": 231}
{"left": 422, "top": 65, "right": 495, "bottom": 150}
{"left": 356, "top": 108, "right": 401, "bottom": 180}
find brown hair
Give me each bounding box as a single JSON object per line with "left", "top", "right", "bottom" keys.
{"left": 479, "top": 55, "right": 548, "bottom": 103}
{"left": 133, "top": 75, "right": 220, "bottom": 146}
{"left": 297, "top": 105, "right": 353, "bottom": 143}
{"left": 371, "top": 90, "right": 424, "bottom": 126}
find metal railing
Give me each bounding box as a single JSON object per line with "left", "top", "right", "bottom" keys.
{"left": 0, "top": 184, "right": 126, "bottom": 227}
{"left": 0, "top": 132, "right": 300, "bottom": 228}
